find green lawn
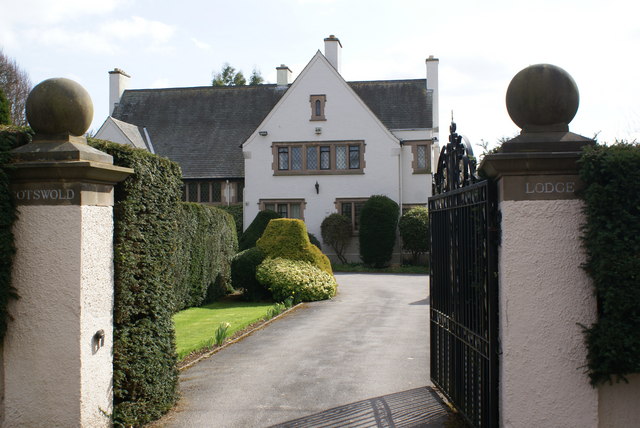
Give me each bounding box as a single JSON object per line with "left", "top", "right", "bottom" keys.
{"left": 174, "top": 301, "right": 276, "bottom": 360}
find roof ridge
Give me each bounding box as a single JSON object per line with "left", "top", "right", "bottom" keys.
{"left": 122, "top": 84, "right": 282, "bottom": 93}
{"left": 348, "top": 78, "right": 426, "bottom": 84}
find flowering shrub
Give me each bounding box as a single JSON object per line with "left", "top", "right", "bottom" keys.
{"left": 256, "top": 258, "right": 337, "bottom": 303}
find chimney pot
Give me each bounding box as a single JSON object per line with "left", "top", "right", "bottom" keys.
{"left": 276, "top": 65, "right": 292, "bottom": 86}
{"left": 323, "top": 35, "right": 342, "bottom": 73}
{"left": 109, "top": 68, "right": 130, "bottom": 115}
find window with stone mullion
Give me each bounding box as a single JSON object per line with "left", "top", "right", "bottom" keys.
{"left": 278, "top": 147, "right": 289, "bottom": 170}
{"left": 291, "top": 147, "right": 303, "bottom": 170}
{"left": 320, "top": 146, "right": 331, "bottom": 169}
{"left": 349, "top": 145, "right": 360, "bottom": 169}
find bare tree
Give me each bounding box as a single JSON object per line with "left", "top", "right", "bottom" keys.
{"left": 0, "top": 50, "right": 32, "bottom": 126}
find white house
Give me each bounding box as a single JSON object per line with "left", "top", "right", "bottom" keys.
{"left": 243, "top": 36, "right": 439, "bottom": 262}
{"left": 96, "top": 35, "right": 439, "bottom": 262}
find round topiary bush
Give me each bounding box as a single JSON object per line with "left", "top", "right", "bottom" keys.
{"left": 359, "top": 195, "right": 399, "bottom": 267}
{"left": 238, "top": 210, "right": 280, "bottom": 251}
{"left": 320, "top": 213, "right": 352, "bottom": 264}
{"left": 257, "top": 218, "right": 332, "bottom": 274}
{"left": 399, "top": 206, "right": 429, "bottom": 265}
{"left": 231, "top": 247, "right": 269, "bottom": 301}
{"left": 256, "top": 258, "right": 337, "bottom": 303}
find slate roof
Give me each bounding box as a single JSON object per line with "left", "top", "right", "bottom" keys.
{"left": 111, "top": 79, "right": 431, "bottom": 179}
{"left": 112, "top": 84, "right": 287, "bottom": 179}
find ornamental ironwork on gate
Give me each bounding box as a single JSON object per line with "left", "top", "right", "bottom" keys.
{"left": 429, "top": 121, "right": 499, "bottom": 428}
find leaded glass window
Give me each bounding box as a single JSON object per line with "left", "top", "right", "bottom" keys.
{"left": 188, "top": 183, "right": 198, "bottom": 202}
{"left": 291, "top": 147, "right": 302, "bottom": 170}
{"left": 278, "top": 147, "right": 289, "bottom": 170}
{"left": 199, "top": 182, "right": 210, "bottom": 202}
{"left": 349, "top": 145, "right": 360, "bottom": 169}
{"left": 417, "top": 145, "right": 427, "bottom": 169}
{"left": 307, "top": 146, "right": 318, "bottom": 170}
{"left": 336, "top": 146, "right": 347, "bottom": 169}
{"left": 320, "top": 146, "right": 330, "bottom": 169}
{"left": 212, "top": 182, "right": 222, "bottom": 202}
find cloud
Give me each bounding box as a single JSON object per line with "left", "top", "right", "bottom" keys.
{"left": 101, "top": 16, "right": 175, "bottom": 44}
{"left": 191, "top": 38, "right": 212, "bottom": 50}
{"left": 22, "top": 27, "right": 118, "bottom": 55}
{"left": 4, "top": 0, "right": 125, "bottom": 25}
{"left": 150, "top": 78, "right": 171, "bottom": 88}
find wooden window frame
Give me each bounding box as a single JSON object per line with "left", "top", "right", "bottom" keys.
{"left": 259, "top": 199, "right": 306, "bottom": 220}
{"left": 272, "top": 141, "right": 365, "bottom": 176}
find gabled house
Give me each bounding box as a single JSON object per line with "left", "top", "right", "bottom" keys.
{"left": 96, "top": 35, "right": 439, "bottom": 262}
{"left": 243, "top": 36, "right": 438, "bottom": 262}
{"left": 96, "top": 72, "right": 286, "bottom": 205}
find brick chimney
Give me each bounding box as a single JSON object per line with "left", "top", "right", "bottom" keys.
{"left": 108, "top": 68, "right": 130, "bottom": 115}
{"left": 324, "top": 35, "right": 342, "bottom": 73}
{"left": 276, "top": 64, "right": 292, "bottom": 87}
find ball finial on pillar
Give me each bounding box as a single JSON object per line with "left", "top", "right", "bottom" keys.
{"left": 26, "top": 78, "right": 94, "bottom": 137}
{"left": 506, "top": 64, "right": 579, "bottom": 132}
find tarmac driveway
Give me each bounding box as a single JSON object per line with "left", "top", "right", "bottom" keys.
{"left": 155, "top": 273, "right": 449, "bottom": 427}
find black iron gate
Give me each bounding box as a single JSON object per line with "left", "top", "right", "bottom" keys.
{"left": 429, "top": 121, "right": 499, "bottom": 427}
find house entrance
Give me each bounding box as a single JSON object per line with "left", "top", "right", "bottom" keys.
{"left": 428, "top": 122, "right": 499, "bottom": 428}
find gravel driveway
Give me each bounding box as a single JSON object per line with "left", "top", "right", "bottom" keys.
{"left": 153, "top": 273, "right": 449, "bottom": 427}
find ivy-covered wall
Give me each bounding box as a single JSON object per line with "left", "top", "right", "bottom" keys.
{"left": 0, "top": 126, "right": 30, "bottom": 343}
{"left": 580, "top": 143, "right": 640, "bottom": 385}
{"left": 89, "top": 139, "right": 182, "bottom": 425}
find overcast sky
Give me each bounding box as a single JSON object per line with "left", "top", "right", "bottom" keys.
{"left": 1, "top": 0, "right": 638, "bottom": 150}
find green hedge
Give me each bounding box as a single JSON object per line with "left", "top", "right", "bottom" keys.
{"left": 239, "top": 209, "right": 280, "bottom": 251}
{"left": 580, "top": 143, "right": 640, "bottom": 385}
{"left": 89, "top": 139, "right": 181, "bottom": 425}
{"left": 174, "top": 202, "right": 237, "bottom": 310}
{"left": 0, "top": 126, "right": 31, "bottom": 343}
{"left": 359, "top": 195, "right": 399, "bottom": 267}
{"left": 231, "top": 246, "right": 269, "bottom": 301}
{"left": 218, "top": 203, "right": 243, "bottom": 238}
{"left": 399, "top": 206, "right": 429, "bottom": 265}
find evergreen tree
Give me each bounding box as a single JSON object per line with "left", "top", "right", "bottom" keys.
{"left": 0, "top": 88, "right": 10, "bottom": 125}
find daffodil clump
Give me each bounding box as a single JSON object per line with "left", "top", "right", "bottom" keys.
{"left": 256, "top": 257, "right": 337, "bottom": 303}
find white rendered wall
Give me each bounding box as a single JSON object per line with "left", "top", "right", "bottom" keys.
{"left": 244, "top": 53, "right": 401, "bottom": 244}
{"left": 499, "top": 199, "right": 598, "bottom": 428}
{"left": 95, "top": 119, "right": 128, "bottom": 146}
{"left": 392, "top": 129, "right": 434, "bottom": 205}
{"left": 3, "top": 205, "right": 112, "bottom": 427}
{"left": 598, "top": 374, "right": 640, "bottom": 428}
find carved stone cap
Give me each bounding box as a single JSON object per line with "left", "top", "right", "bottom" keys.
{"left": 13, "top": 77, "right": 133, "bottom": 186}
{"left": 481, "top": 151, "right": 583, "bottom": 179}
{"left": 503, "top": 64, "right": 594, "bottom": 153}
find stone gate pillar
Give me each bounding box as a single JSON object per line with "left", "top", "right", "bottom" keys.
{"left": 480, "top": 65, "right": 598, "bottom": 427}
{"left": 1, "top": 78, "right": 131, "bottom": 427}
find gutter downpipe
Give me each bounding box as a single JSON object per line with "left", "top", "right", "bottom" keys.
{"left": 399, "top": 139, "right": 404, "bottom": 263}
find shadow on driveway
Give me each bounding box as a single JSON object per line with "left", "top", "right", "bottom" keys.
{"left": 269, "top": 386, "right": 449, "bottom": 428}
